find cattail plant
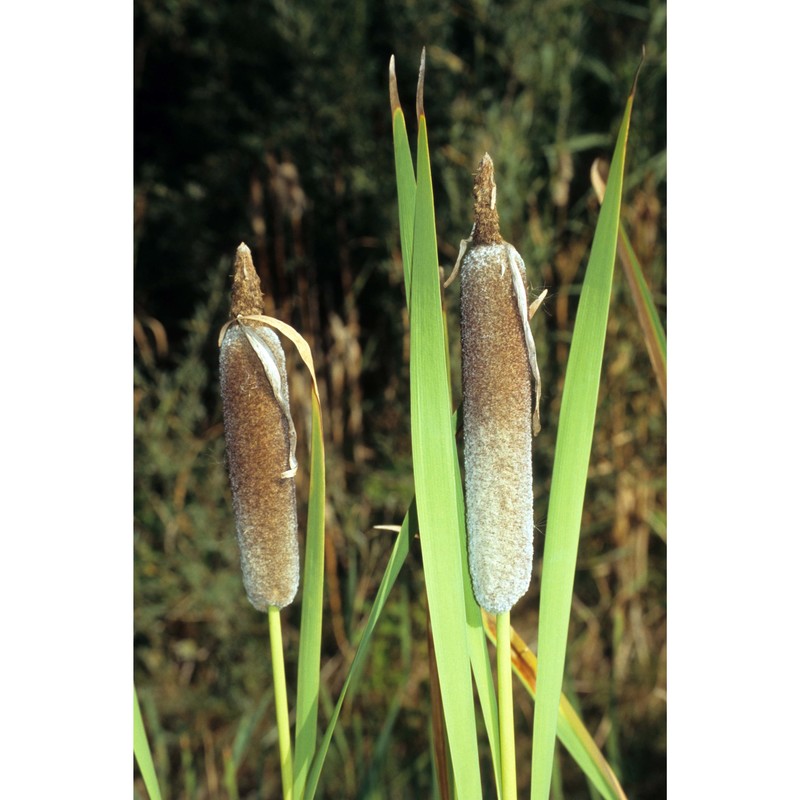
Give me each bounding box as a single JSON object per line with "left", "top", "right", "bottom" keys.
{"left": 219, "top": 243, "right": 300, "bottom": 610}
{"left": 451, "top": 153, "right": 543, "bottom": 615}
{"left": 219, "top": 243, "right": 327, "bottom": 800}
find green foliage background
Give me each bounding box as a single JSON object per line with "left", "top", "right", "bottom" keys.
{"left": 134, "top": 1, "right": 666, "bottom": 797}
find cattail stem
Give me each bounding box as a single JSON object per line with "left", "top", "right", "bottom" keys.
{"left": 268, "top": 605, "right": 294, "bottom": 800}
{"left": 496, "top": 611, "right": 517, "bottom": 800}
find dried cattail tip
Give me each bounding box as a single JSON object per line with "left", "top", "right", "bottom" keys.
{"left": 219, "top": 243, "right": 299, "bottom": 610}
{"left": 459, "top": 154, "right": 542, "bottom": 614}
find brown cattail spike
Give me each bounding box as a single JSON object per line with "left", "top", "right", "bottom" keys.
{"left": 458, "top": 154, "right": 543, "bottom": 614}
{"left": 220, "top": 244, "right": 300, "bottom": 610}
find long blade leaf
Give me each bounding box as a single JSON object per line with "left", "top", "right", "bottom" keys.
{"left": 618, "top": 225, "right": 666, "bottom": 402}
{"left": 391, "top": 54, "right": 501, "bottom": 794}
{"left": 293, "top": 377, "right": 326, "bottom": 797}
{"left": 410, "top": 107, "right": 482, "bottom": 797}
{"left": 134, "top": 685, "right": 163, "bottom": 800}
{"left": 390, "top": 55, "right": 417, "bottom": 307}
{"left": 303, "top": 516, "right": 412, "bottom": 798}
{"left": 530, "top": 76, "right": 638, "bottom": 800}
{"left": 590, "top": 164, "right": 666, "bottom": 404}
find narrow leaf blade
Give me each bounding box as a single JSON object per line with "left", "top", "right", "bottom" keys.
{"left": 530, "top": 84, "right": 636, "bottom": 800}
{"left": 410, "top": 111, "right": 482, "bottom": 798}
{"left": 390, "top": 56, "right": 417, "bottom": 306}
{"left": 590, "top": 164, "right": 666, "bottom": 403}
{"left": 134, "top": 685, "right": 163, "bottom": 800}
{"left": 304, "top": 518, "right": 411, "bottom": 798}
{"left": 618, "top": 225, "right": 666, "bottom": 402}
{"left": 293, "top": 389, "right": 326, "bottom": 796}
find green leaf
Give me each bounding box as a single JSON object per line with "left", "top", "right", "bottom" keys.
{"left": 389, "top": 54, "right": 416, "bottom": 310}
{"left": 392, "top": 100, "right": 416, "bottom": 306}
{"left": 294, "top": 388, "right": 327, "bottom": 797}
{"left": 530, "top": 78, "right": 637, "bottom": 800}
{"left": 618, "top": 225, "right": 666, "bottom": 402}
{"left": 591, "top": 161, "right": 665, "bottom": 403}
{"left": 409, "top": 110, "right": 482, "bottom": 798}
{"left": 134, "top": 685, "right": 163, "bottom": 800}
{"left": 303, "top": 515, "right": 412, "bottom": 799}
{"left": 391, "top": 55, "right": 500, "bottom": 794}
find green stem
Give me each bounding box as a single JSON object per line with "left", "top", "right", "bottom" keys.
{"left": 497, "top": 611, "right": 517, "bottom": 800}
{"left": 269, "top": 605, "right": 293, "bottom": 800}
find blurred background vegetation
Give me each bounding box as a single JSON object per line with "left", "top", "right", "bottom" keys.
{"left": 134, "top": 0, "right": 665, "bottom": 797}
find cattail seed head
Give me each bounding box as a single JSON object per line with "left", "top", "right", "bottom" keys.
{"left": 461, "top": 154, "right": 539, "bottom": 614}
{"left": 219, "top": 244, "right": 299, "bottom": 610}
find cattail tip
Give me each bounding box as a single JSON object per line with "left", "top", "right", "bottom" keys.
{"left": 231, "top": 241, "right": 264, "bottom": 318}
{"left": 472, "top": 154, "right": 502, "bottom": 245}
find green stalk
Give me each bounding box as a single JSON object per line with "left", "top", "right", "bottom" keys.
{"left": 496, "top": 612, "right": 515, "bottom": 800}
{"left": 483, "top": 615, "right": 628, "bottom": 800}
{"left": 134, "top": 685, "right": 163, "bottom": 800}
{"left": 269, "top": 605, "right": 293, "bottom": 800}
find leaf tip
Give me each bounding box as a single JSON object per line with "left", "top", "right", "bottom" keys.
{"left": 389, "top": 54, "right": 401, "bottom": 114}
{"left": 416, "top": 46, "right": 426, "bottom": 121}
{"left": 590, "top": 157, "right": 609, "bottom": 204}
{"left": 630, "top": 46, "right": 645, "bottom": 98}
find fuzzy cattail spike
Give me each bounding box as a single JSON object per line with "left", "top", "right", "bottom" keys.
{"left": 219, "top": 244, "right": 299, "bottom": 610}
{"left": 458, "top": 156, "right": 543, "bottom": 614}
